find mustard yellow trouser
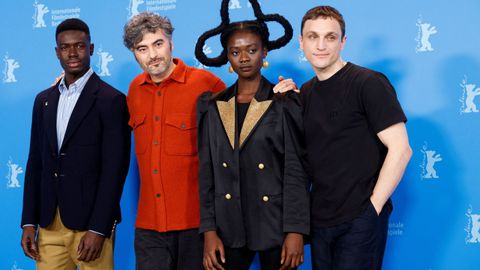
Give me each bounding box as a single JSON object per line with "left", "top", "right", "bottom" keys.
{"left": 36, "top": 209, "right": 114, "bottom": 270}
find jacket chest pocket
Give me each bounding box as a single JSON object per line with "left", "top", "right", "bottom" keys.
{"left": 165, "top": 113, "right": 197, "bottom": 155}
{"left": 129, "top": 114, "right": 149, "bottom": 154}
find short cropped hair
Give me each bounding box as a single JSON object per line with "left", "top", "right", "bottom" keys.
{"left": 301, "top": 6, "right": 345, "bottom": 38}
{"left": 123, "top": 12, "right": 174, "bottom": 50}
{"left": 55, "top": 18, "right": 91, "bottom": 41}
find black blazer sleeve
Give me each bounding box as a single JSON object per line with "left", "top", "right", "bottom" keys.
{"left": 21, "top": 94, "right": 44, "bottom": 227}
{"left": 281, "top": 92, "right": 310, "bottom": 235}
{"left": 88, "top": 93, "right": 131, "bottom": 236}
{"left": 197, "top": 91, "right": 217, "bottom": 233}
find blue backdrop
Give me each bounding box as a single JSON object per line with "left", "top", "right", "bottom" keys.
{"left": 1, "top": 0, "right": 479, "bottom": 269}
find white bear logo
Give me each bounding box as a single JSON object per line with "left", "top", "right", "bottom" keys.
{"left": 420, "top": 143, "right": 442, "bottom": 179}
{"left": 127, "top": 0, "right": 145, "bottom": 18}
{"left": 3, "top": 55, "right": 20, "bottom": 83}
{"left": 195, "top": 45, "right": 212, "bottom": 70}
{"left": 33, "top": 1, "right": 49, "bottom": 28}
{"left": 229, "top": 0, "right": 242, "bottom": 9}
{"left": 11, "top": 261, "right": 24, "bottom": 270}
{"left": 97, "top": 49, "right": 114, "bottom": 77}
{"left": 416, "top": 17, "right": 437, "bottom": 53}
{"left": 466, "top": 206, "right": 480, "bottom": 244}
{"left": 298, "top": 48, "right": 307, "bottom": 63}
{"left": 6, "top": 159, "right": 23, "bottom": 188}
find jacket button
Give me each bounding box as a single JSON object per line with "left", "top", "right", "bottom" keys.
{"left": 112, "top": 220, "right": 117, "bottom": 232}
{"left": 54, "top": 172, "right": 58, "bottom": 178}
{"left": 225, "top": 193, "right": 232, "bottom": 200}
{"left": 258, "top": 163, "right": 265, "bottom": 170}
{"left": 262, "top": 196, "right": 269, "bottom": 202}
{"left": 222, "top": 162, "right": 228, "bottom": 168}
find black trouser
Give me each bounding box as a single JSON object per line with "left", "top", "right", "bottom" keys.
{"left": 135, "top": 228, "right": 203, "bottom": 270}
{"left": 223, "top": 246, "right": 285, "bottom": 270}
{"left": 310, "top": 201, "right": 391, "bottom": 270}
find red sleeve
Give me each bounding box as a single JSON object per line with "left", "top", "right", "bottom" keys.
{"left": 211, "top": 76, "right": 226, "bottom": 93}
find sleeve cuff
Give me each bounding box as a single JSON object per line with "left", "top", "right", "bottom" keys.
{"left": 283, "top": 223, "right": 310, "bottom": 236}
{"left": 199, "top": 218, "right": 217, "bottom": 234}
{"left": 89, "top": 230, "right": 105, "bottom": 237}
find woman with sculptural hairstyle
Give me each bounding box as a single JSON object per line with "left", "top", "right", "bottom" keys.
{"left": 195, "top": 1, "right": 309, "bottom": 269}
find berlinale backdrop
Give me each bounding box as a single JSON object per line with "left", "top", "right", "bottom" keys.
{"left": 1, "top": 0, "right": 479, "bottom": 269}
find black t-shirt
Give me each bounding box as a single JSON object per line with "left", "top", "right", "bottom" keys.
{"left": 236, "top": 101, "right": 251, "bottom": 230}
{"left": 236, "top": 101, "right": 250, "bottom": 133}
{"left": 301, "top": 62, "right": 407, "bottom": 227}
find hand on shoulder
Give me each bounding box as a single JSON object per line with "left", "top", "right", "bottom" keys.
{"left": 273, "top": 75, "right": 299, "bottom": 94}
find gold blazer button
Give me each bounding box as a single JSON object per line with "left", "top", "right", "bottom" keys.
{"left": 262, "top": 196, "right": 269, "bottom": 202}
{"left": 225, "top": 193, "right": 232, "bottom": 200}
{"left": 258, "top": 163, "right": 265, "bottom": 170}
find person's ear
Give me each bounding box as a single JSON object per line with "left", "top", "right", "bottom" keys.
{"left": 89, "top": 43, "right": 95, "bottom": 56}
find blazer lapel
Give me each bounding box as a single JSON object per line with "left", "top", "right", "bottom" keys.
{"left": 44, "top": 87, "right": 60, "bottom": 153}
{"left": 60, "top": 74, "right": 99, "bottom": 151}
{"left": 215, "top": 78, "right": 273, "bottom": 150}
{"left": 238, "top": 77, "right": 273, "bottom": 148}
{"left": 238, "top": 98, "right": 271, "bottom": 147}
{"left": 216, "top": 97, "right": 236, "bottom": 150}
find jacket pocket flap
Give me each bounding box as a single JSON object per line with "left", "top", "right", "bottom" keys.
{"left": 129, "top": 114, "right": 146, "bottom": 129}
{"left": 165, "top": 114, "right": 196, "bottom": 130}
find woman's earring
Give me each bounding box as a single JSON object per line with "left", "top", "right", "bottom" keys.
{"left": 228, "top": 66, "right": 234, "bottom": 73}
{"left": 262, "top": 60, "right": 269, "bottom": 69}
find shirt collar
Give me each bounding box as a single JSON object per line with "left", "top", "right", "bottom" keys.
{"left": 58, "top": 68, "right": 94, "bottom": 94}
{"left": 138, "top": 58, "right": 186, "bottom": 86}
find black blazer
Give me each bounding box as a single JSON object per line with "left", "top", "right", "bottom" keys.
{"left": 21, "top": 73, "right": 130, "bottom": 237}
{"left": 197, "top": 77, "right": 309, "bottom": 250}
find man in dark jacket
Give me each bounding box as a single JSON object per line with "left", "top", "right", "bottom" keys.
{"left": 20, "top": 18, "right": 130, "bottom": 270}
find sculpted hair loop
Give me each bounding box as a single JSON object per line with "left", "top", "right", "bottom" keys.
{"left": 195, "top": 0, "right": 293, "bottom": 67}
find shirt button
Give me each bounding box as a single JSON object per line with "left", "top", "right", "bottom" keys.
{"left": 262, "top": 196, "right": 269, "bottom": 202}
{"left": 155, "top": 116, "right": 160, "bottom": 121}
{"left": 153, "top": 140, "right": 159, "bottom": 145}
{"left": 156, "top": 193, "right": 161, "bottom": 198}
{"left": 153, "top": 169, "right": 158, "bottom": 174}
{"left": 222, "top": 162, "right": 228, "bottom": 168}
{"left": 258, "top": 163, "right": 265, "bottom": 170}
{"left": 180, "top": 123, "right": 186, "bottom": 129}
{"left": 225, "top": 193, "right": 232, "bottom": 200}
{"left": 157, "top": 91, "right": 162, "bottom": 96}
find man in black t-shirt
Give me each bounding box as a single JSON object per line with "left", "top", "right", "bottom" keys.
{"left": 274, "top": 6, "right": 412, "bottom": 270}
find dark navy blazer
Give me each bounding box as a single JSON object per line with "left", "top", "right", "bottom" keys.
{"left": 21, "top": 73, "right": 130, "bottom": 237}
